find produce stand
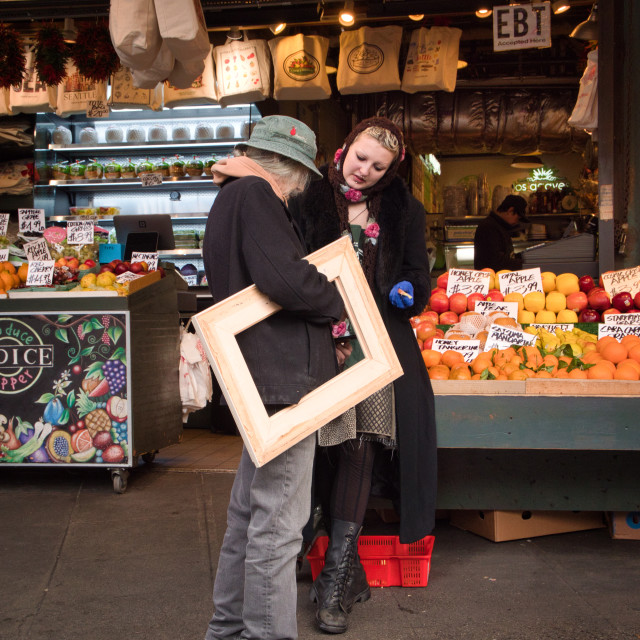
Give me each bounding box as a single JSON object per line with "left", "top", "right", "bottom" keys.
{"left": 0, "top": 275, "right": 182, "bottom": 492}
{"left": 432, "top": 379, "right": 640, "bottom": 512}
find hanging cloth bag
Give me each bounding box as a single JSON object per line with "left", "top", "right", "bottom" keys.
{"left": 163, "top": 45, "right": 217, "bottom": 107}
{"left": 0, "top": 89, "right": 11, "bottom": 116}
{"left": 401, "top": 26, "right": 462, "bottom": 93}
{"left": 131, "top": 41, "right": 175, "bottom": 89}
{"left": 109, "top": 0, "right": 162, "bottom": 70}
{"left": 568, "top": 49, "right": 598, "bottom": 132}
{"left": 213, "top": 34, "right": 271, "bottom": 106}
{"left": 268, "top": 34, "right": 331, "bottom": 101}
{"left": 56, "top": 62, "right": 107, "bottom": 117}
{"left": 337, "top": 26, "right": 402, "bottom": 95}
{"left": 109, "top": 66, "right": 163, "bottom": 110}
{"left": 10, "top": 46, "right": 57, "bottom": 114}
{"left": 179, "top": 323, "right": 213, "bottom": 423}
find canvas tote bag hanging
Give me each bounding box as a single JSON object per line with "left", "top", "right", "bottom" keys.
{"left": 268, "top": 34, "right": 331, "bottom": 101}
{"left": 109, "top": 66, "right": 163, "bottom": 110}
{"left": 10, "top": 46, "right": 57, "bottom": 114}
{"left": 337, "top": 26, "right": 402, "bottom": 95}
{"left": 56, "top": 62, "right": 107, "bottom": 117}
{"left": 213, "top": 34, "right": 271, "bottom": 106}
{"left": 401, "top": 26, "right": 462, "bottom": 93}
{"left": 163, "top": 46, "right": 218, "bottom": 107}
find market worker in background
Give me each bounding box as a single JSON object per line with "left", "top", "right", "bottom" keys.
{"left": 202, "top": 115, "right": 349, "bottom": 640}
{"left": 473, "top": 194, "right": 529, "bottom": 272}
{"left": 290, "top": 117, "right": 437, "bottom": 635}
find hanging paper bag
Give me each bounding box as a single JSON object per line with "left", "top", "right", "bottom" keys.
{"left": 10, "top": 46, "right": 57, "bottom": 114}
{"left": 109, "top": 66, "right": 163, "bottom": 110}
{"left": 0, "top": 89, "right": 11, "bottom": 116}
{"left": 268, "top": 34, "right": 331, "bottom": 101}
{"left": 154, "top": 0, "right": 211, "bottom": 68}
{"left": 401, "top": 26, "right": 461, "bottom": 93}
{"left": 568, "top": 49, "right": 598, "bottom": 132}
{"left": 213, "top": 34, "right": 271, "bottom": 106}
{"left": 337, "top": 26, "right": 402, "bottom": 95}
{"left": 56, "top": 62, "right": 107, "bottom": 117}
{"left": 109, "top": 0, "right": 162, "bottom": 70}
{"left": 163, "top": 46, "right": 217, "bottom": 107}
{"left": 131, "top": 41, "right": 175, "bottom": 89}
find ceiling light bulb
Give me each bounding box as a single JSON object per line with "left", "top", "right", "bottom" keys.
{"left": 457, "top": 58, "right": 468, "bottom": 70}
{"left": 409, "top": 14, "right": 425, "bottom": 21}
{"left": 270, "top": 22, "right": 286, "bottom": 35}
{"left": 552, "top": 1, "right": 571, "bottom": 14}
{"left": 511, "top": 155, "right": 544, "bottom": 169}
{"left": 475, "top": 8, "right": 492, "bottom": 18}
{"left": 339, "top": 0, "right": 355, "bottom": 27}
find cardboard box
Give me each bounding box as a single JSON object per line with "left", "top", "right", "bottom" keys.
{"left": 449, "top": 509, "right": 605, "bottom": 542}
{"left": 607, "top": 512, "right": 640, "bottom": 540}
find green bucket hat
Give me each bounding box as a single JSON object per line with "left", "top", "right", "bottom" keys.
{"left": 242, "top": 115, "right": 322, "bottom": 177}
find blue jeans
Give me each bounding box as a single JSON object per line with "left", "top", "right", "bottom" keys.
{"left": 205, "top": 434, "right": 316, "bottom": 640}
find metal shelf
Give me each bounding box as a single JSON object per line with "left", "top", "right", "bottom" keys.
{"left": 48, "top": 139, "right": 240, "bottom": 154}
{"left": 35, "top": 178, "right": 217, "bottom": 191}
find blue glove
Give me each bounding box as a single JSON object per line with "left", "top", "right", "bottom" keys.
{"left": 389, "top": 281, "right": 414, "bottom": 309}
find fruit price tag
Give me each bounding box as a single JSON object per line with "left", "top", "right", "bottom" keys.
{"left": 25, "top": 260, "right": 55, "bottom": 287}
{"left": 484, "top": 324, "right": 537, "bottom": 351}
{"left": 131, "top": 251, "right": 158, "bottom": 271}
{"left": 141, "top": 173, "right": 163, "bottom": 187}
{"left": 601, "top": 266, "right": 640, "bottom": 297}
{"left": 530, "top": 323, "right": 574, "bottom": 332}
{"left": 24, "top": 237, "right": 51, "bottom": 262}
{"left": 66, "top": 220, "right": 94, "bottom": 245}
{"left": 432, "top": 338, "right": 481, "bottom": 363}
{"left": 18, "top": 208, "right": 45, "bottom": 234}
{"left": 498, "top": 268, "right": 543, "bottom": 295}
{"left": 0, "top": 248, "right": 8, "bottom": 262}
{"left": 475, "top": 300, "right": 519, "bottom": 319}
{"left": 116, "top": 271, "right": 143, "bottom": 283}
{"left": 446, "top": 269, "right": 491, "bottom": 296}
{"left": 182, "top": 274, "right": 198, "bottom": 286}
{"left": 603, "top": 313, "right": 640, "bottom": 326}
{"left": 86, "top": 100, "right": 109, "bottom": 118}
{"left": 0, "top": 213, "right": 9, "bottom": 236}
{"left": 598, "top": 324, "right": 640, "bottom": 340}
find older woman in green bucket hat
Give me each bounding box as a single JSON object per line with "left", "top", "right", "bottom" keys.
{"left": 202, "top": 115, "right": 350, "bottom": 640}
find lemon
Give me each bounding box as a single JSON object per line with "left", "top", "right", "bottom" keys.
{"left": 556, "top": 309, "right": 579, "bottom": 323}
{"left": 541, "top": 271, "right": 556, "bottom": 293}
{"left": 535, "top": 309, "right": 557, "bottom": 323}
{"left": 545, "top": 291, "right": 567, "bottom": 313}
{"left": 523, "top": 290, "right": 545, "bottom": 313}
{"left": 504, "top": 291, "right": 524, "bottom": 312}
{"left": 555, "top": 273, "right": 580, "bottom": 295}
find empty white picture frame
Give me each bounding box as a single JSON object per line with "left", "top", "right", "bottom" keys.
{"left": 192, "top": 235, "right": 403, "bottom": 467}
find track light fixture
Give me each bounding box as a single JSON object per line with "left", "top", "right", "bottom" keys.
{"left": 552, "top": 1, "right": 571, "bottom": 14}
{"left": 338, "top": 0, "right": 355, "bottom": 27}
{"left": 227, "top": 27, "right": 243, "bottom": 40}
{"left": 408, "top": 14, "right": 425, "bottom": 21}
{"left": 475, "top": 7, "right": 492, "bottom": 18}
{"left": 570, "top": 2, "right": 598, "bottom": 41}
{"left": 511, "top": 155, "right": 544, "bottom": 169}
{"left": 270, "top": 22, "right": 286, "bottom": 35}
{"left": 62, "top": 18, "right": 77, "bottom": 43}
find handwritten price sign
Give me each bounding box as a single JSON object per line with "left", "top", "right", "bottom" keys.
{"left": 446, "top": 269, "right": 491, "bottom": 296}
{"left": 131, "top": 251, "right": 158, "bottom": 271}
{"left": 86, "top": 100, "right": 109, "bottom": 118}
{"left": 474, "top": 300, "right": 519, "bottom": 320}
{"left": 598, "top": 324, "right": 640, "bottom": 340}
{"left": 601, "top": 266, "right": 640, "bottom": 298}
{"left": 432, "top": 338, "right": 481, "bottom": 363}
{"left": 0, "top": 213, "right": 9, "bottom": 237}
{"left": 498, "top": 268, "right": 543, "bottom": 296}
{"left": 24, "top": 238, "right": 51, "bottom": 262}
{"left": 66, "top": 220, "right": 95, "bottom": 245}
{"left": 603, "top": 313, "right": 640, "bottom": 326}
{"left": 484, "top": 324, "right": 537, "bottom": 351}
{"left": 141, "top": 173, "right": 163, "bottom": 187}
{"left": 25, "top": 260, "right": 55, "bottom": 287}
{"left": 0, "top": 248, "right": 9, "bottom": 262}
{"left": 18, "top": 209, "right": 45, "bottom": 234}
{"left": 530, "top": 323, "right": 575, "bottom": 333}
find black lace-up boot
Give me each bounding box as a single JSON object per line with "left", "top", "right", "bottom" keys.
{"left": 309, "top": 519, "right": 371, "bottom": 634}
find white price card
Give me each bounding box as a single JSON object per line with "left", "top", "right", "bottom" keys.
{"left": 116, "top": 271, "right": 144, "bottom": 283}
{"left": 26, "top": 260, "right": 55, "bottom": 287}
{"left": 183, "top": 274, "right": 198, "bottom": 286}
{"left": 484, "top": 324, "right": 537, "bottom": 351}
{"left": 18, "top": 209, "right": 45, "bottom": 234}
{"left": 598, "top": 324, "right": 640, "bottom": 340}
{"left": 0, "top": 213, "right": 10, "bottom": 236}
{"left": 446, "top": 269, "right": 491, "bottom": 296}
{"left": 141, "top": 173, "right": 163, "bottom": 187}
{"left": 0, "top": 248, "right": 8, "bottom": 262}
{"left": 498, "top": 267, "right": 543, "bottom": 295}
{"left": 432, "top": 338, "right": 481, "bottom": 363}
{"left": 86, "top": 100, "right": 110, "bottom": 118}
{"left": 131, "top": 251, "right": 158, "bottom": 271}
{"left": 24, "top": 237, "right": 51, "bottom": 262}
{"left": 66, "top": 220, "right": 94, "bottom": 245}
{"left": 603, "top": 313, "right": 640, "bottom": 326}
{"left": 601, "top": 266, "right": 640, "bottom": 298}
{"left": 474, "top": 300, "right": 519, "bottom": 319}
{"left": 530, "top": 323, "right": 575, "bottom": 333}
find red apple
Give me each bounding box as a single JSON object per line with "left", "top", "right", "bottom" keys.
{"left": 106, "top": 396, "right": 128, "bottom": 423}
{"left": 612, "top": 291, "right": 634, "bottom": 313}
{"left": 436, "top": 272, "right": 449, "bottom": 291}
{"left": 601, "top": 308, "right": 619, "bottom": 319}
{"left": 113, "top": 263, "right": 129, "bottom": 275}
{"left": 430, "top": 287, "right": 446, "bottom": 296}
{"left": 439, "top": 310, "right": 459, "bottom": 325}
{"left": 109, "top": 259, "right": 122, "bottom": 269}
{"left": 429, "top": 292, "right": 449, "bottom": 314}
{"left": 421, "top": 310, "right": 440, "bottom": 325}
{"left": 485, "top": 289, "right": 504, "bottom": 302}
{"left": 99, "top": 264, "right": 115, "bottom": 273}
{"left": 578, "top": 275, "right": 596, "bottom": 294}
{"left": 467, "top": 292, "right": 486, "bottom": 311}
{"left": 587, "top": 287, "right": 611, "bottom": 311}
{"left": 129, "top": 262, "right": 144, "bottom": 274}
{"left": 579, "top": 308, "right": 601, "bottom": 323}
{"left": 449, "top": 292, "right": 468, "bottom": 315}
{"left": 566, "top": 291, "right": 588, "bottom": 313}
{"left": 83, "top": 259, "right": 96, "bottom": 268}
{"left": 635, "top": 292, "right": 640, "bottom": 310}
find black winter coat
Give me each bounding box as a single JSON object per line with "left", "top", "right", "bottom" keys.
{"left": 473, "top": 211, "right": 523, "bottom": 271}
{"left": 290, "top": 167, "right": 437, "bottom": 543}
{"left": 203, "top": 175, "right": 344, "bottom": 405}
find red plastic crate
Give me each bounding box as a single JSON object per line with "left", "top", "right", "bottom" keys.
{"left": 307, "top": 535, "right": 434, "bottom": 588}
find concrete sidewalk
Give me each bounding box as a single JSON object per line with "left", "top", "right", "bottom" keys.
{"left": 1, "top": 440, "right": 639, "bottom": 640}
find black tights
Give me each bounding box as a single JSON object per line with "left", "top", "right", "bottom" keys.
{"left": 330, "top": 438, "right": 378, "bottom": 526}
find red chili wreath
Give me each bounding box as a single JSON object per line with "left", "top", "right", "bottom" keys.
{"left": 34, "top": 24, "right": 69, "bottom": 86}
{"left": 0, "top": 24, "right": 26, "bottom": 89}
{"left": 71, "top": 21, "right": 119, "bottom": 83}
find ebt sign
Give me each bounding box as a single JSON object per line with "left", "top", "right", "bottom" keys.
{"left": 0, "top": 318, "right": 52, "bottom": 394}
{"left": 514, "top": 167, "right": 569, "bottom": 193}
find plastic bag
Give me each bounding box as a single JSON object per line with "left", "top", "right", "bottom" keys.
{"left": 179, "top": 324, "right": 213, "bottom": 423}
{"left": 568, "top": 49, "right": 598, "bottom": 133}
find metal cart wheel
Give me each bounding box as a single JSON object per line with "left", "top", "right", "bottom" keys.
{"left": 142, "top": 451, "right": 158, "bottom": 464}
{"left": 110, "top": 469, "right": 129, "bottom": 494}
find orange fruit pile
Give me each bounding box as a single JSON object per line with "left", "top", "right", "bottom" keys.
{"left": 0, "top": 261, "right": 26, "bottom": 294}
